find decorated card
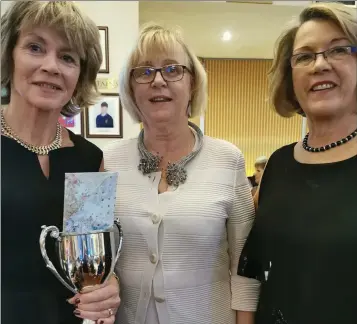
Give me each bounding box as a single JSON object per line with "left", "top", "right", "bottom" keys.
{"left": 63, "top": 172, "right": 118, "bottom": 234}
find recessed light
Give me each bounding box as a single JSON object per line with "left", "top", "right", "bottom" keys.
{"left": 222, "top": 31, "right": 232, "bottom": 41}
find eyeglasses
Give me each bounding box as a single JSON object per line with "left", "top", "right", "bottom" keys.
{"left": 290, "top": 45, "right": 357, "bottom": 68}
{"left": 131, "top": 64, "right": 191, "bottom": 84}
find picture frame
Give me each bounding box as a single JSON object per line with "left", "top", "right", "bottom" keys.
{"left": 58, "top": 112, "right": 84, "bottom": 136}
{"left": 98, "top": 26, "right": 109, "bottom": 73}
{"left": 85, "top": 93, "right": 123, "bottom": 138}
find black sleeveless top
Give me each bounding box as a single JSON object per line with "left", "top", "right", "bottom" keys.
{"left": 238, "top": 143, "right": 357, "bottom": 324}
{"left": 1, "top": 130, "right": 103, "bottom": 324}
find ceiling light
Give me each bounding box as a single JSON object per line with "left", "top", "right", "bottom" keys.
{"left": 222, "top": 31, "right": 232, "bottom": 41}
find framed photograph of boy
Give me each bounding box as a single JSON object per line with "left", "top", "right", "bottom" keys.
{"left": 58, "top": 112, "right": 84, "bottom": 136}
{"left": 86, "top": 93, "right": 123, "bottom": 138}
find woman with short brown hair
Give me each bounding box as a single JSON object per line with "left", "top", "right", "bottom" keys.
{"left": 1, "top": 2, "right": 120, "bottom": 323}
{"left": 238, "top": 3, "right": 357, "bottom": 323}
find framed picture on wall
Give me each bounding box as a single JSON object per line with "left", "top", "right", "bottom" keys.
{"left": 98, "top": 26, "right": 109, "bottom": 73}
{"left": 86, "top": 93, "right": 123, "bottom": 138}
{"left": 58, "top": 112, "right": 84, "bottom": 136}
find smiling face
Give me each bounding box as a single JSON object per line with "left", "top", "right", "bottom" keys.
{"left": 292, "top": 19, "right": 357, "bottom": 119}
{"left": 131, "top": 45, "right": 192, "bottom": 126}
{"left": 11, "top": 26, "right": 81, "bottom": 113}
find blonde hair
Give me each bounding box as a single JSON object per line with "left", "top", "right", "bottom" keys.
{"left": 119, "top": 22, "right": 207, "bottom": 123}
{"left": 254, "top": 156, "right": 268, "bottom": 169}
{"left": 269, "top": 2, "right": 357, "bottom": 117}
{"left": 1, "top": 1, "right": 102, "bottom": 117}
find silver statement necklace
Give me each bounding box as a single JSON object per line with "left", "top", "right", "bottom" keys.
{"left": 137, "top": 121, "right": 203, "bottom": 187}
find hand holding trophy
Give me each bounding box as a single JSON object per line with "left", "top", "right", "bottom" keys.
{"left": 39, "top": 172, "right": 122, "bottom": 324}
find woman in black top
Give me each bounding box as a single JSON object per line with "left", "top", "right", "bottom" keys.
{"left": 1, "top": 2, "right": 120, "bottom": 323}
{"left": 238, "top": 3, "right": 357, "bottom": 324}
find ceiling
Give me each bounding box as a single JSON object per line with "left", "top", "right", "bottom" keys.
{"left": 139, "top": 1, "right": 308, "bottom": 59}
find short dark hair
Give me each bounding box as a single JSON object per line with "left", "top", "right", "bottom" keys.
{"left": 101, "top": 102, "right": 108, "bottom": 107}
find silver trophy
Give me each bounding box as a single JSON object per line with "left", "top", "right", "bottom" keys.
{"left": 39, "top": 218, "right": 123, "bottom": 323}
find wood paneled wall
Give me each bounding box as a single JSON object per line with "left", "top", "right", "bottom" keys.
{"left": 204, "top": 59, "right": 302, "bottom": 175}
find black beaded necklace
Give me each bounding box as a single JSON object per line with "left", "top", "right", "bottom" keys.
{"left": 302, "top": 127, "right": 357, "bottom": 152}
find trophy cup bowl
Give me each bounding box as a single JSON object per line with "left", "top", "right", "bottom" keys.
{"left": 39, "top": 218, "right": 123, "bottom": 323}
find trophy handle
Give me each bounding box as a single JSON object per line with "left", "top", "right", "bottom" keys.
{"left": 112, "top": 218, "right": 123, "bottom": 270}
{"left": 39, "top": 225, "right": 77, "bottom": 294}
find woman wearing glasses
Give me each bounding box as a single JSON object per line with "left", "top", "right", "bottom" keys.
{"left": 238, "top": 3, "right": 357, "bottom": 324}
{"left": 104, "top": 23, "right": 258, "bottom": 324}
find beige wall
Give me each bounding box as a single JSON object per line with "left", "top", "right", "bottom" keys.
{"left": 1, "top": 1, "right": 13, "bottom": 13}
{"left": 140, "top": 2, "right": 356, "bottom": 58}
{"left": 139, "top": 1, "right": 306, "bottom": 59}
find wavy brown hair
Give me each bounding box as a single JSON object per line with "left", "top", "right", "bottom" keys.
{"left": 1, "top": 1, "right": 102, "bottom": 116}
{"left": 268, "top": 2, "right": 357, "bottom": 117}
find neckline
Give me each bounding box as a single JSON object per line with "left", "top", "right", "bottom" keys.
{"left": 137, "top": 121, "right": 203, "bottom": 188}
{"left": 2, "top": 128, "right": 78, "bottom": 154}
{"left": 290, "top": 142, "right": 357, "bottom": 167}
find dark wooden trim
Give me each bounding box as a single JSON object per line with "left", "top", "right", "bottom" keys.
{"left": 98, "top": 26, "right": 109, "bottom": 73}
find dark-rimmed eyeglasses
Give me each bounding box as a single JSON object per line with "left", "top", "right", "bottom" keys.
{"left": 131, "top": 64, "right": 191, "bottom": 84}
{"left": 290, "top": 45, "right": 357, "bottom": 68}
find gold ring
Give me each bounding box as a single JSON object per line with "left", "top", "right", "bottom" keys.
{"left": 108, "top": 308, "right": 113, "bottom": 317}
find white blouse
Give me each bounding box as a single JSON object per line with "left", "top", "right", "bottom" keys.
{"left": 104, "top": 135, "right": 260, "bottom": 324}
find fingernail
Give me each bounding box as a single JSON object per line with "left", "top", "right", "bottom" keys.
{"left": 75, "top": 298, "right": 80, "bottom": 304}
{"left": 73, "top": 309, "right": 81, "bottom": 316}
